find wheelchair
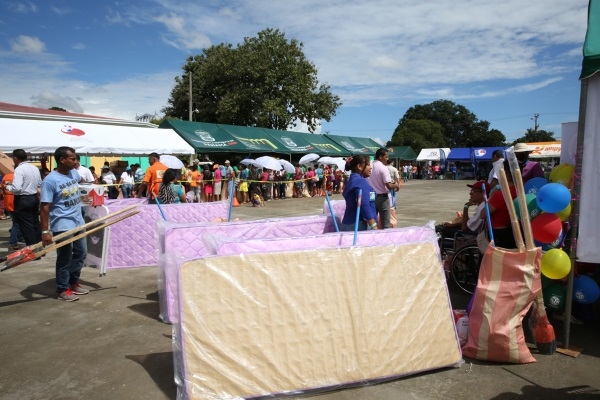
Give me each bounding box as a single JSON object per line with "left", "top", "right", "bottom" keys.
{"left": 439, "top": 230, "right": 482, "bottom": 295}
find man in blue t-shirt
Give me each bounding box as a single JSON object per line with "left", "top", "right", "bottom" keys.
{"left": 40, "top": 146, "right": 88, "bottom": 302}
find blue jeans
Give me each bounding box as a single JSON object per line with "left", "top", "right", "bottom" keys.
{"left": 55, "top": 232, "right": 87, "bottom": 293}
{"left": 121, "top": 184, "right": 132, "bottom": 198}
{"left": 8, "top": 212, "right": 21, "bottom": 245}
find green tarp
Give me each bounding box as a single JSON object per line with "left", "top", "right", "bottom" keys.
{"left": 386, "top": 146, "right": 417, "bottom": 160}
{"left": 349, "top": 137, "right": 383, "bottom": 154}
{"left": 581, "top": 0, "right": 600, "bottom": 79}
{"left": 260, "top": 128, "right": 348, "bottom": 156}
{"left": 161, "top": 119, "right": 379, "bottom": 157}
{"left": 325, "top": 134, "right": 374, "bottom": 155}
{"left": 159, "top": 120, "right": 254, "bottom": 153}
{"left": 219, "top": 124, "right": 289, "bottom": 153}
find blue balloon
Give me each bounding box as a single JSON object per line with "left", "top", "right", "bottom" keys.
{"left": 573, "top": 275, "right": 600, "bottom": 304}
{"left": 536, "top": 183, "right": 572, "bottom": 213}
{"left": 524, "top": 177, "right": 548, "bottom": 194}
{"left": 535, "top": 230, "right": 565, "bottom": 251}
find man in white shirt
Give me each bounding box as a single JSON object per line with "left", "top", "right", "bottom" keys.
{"left": 6, "top": 149, "right": 42, "bottom": 246}
{"left": 487, "top": 150, "right": 504, "bottom": 196}
{"left": 386, "top": 160, "right": 400, "bottom": 208}
{"left": 101, "top": 166, "right": 118, "bottom": 199}
{"left": 75, "top": 155, "right": 95, "bottom": 183}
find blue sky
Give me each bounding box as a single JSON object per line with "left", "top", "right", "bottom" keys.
{"left": 0, "top": 0, "right": 588, "bottom": 144}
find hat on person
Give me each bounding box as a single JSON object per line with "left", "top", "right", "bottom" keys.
{"left": 514, "top": 143, "right": 531, "bottom": 153}
{"left": 126, "top": 166, "right": 131, "bottom": 171}
{"left": 467, "top": 181, "right": 487, "bottom": 194}
{"left": 102, "top": 165, "right": 109, "bottom": 170}
{"left": 193, "top": 158, "right": 199, "bottom": 163}
{"left": 224, "top": 160, "right": 230, "bottom": 164}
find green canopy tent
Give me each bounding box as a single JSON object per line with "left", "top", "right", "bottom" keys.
{"left": 261, "top": 128, "right": 349, "bottom": 156}
{"left": 325, "top": 134, "right": 373, "bottom": 155}
{"left": 386, "top": 146, "right": 418, "bottom": 160}
{"left": 159, "top": 120, "right": 255, "bottom": 153}
{"left": 349, "top": 137, "right": 384, "bottom": 154}
{"left": 218, "top": 123, "right": 289, "bottom": 154}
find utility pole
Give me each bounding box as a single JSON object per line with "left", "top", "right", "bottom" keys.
{"left": 186, "top": 56, "right": 194, "bottom": 122}
{"left": 188, "top": 72, "right": 193, "bottom": 121}
{"left": 531, "top": 113, "right": 539, "bottom": 132}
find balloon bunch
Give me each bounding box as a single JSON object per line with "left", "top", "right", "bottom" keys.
{"left": 524, "top": 162, "right": 600, "bottom": 311}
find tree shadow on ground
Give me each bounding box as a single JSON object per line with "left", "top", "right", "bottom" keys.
{"left": 126, "top": 352, "right": 176, "bottom": 400}
{"left": 491, "top": 384, "right": 600, "bottom": 399}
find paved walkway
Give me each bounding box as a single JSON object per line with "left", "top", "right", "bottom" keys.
{"left": 0, "top": 179, "right": 598, "bottom": 400}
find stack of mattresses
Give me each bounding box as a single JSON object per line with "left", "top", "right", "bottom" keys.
{"left": 157, "top": 215, "right": 340, "bottom": 323}
{"left": 171, "top": 226, "right": 462, "bottom": 399}
{"left": 103, "top": 200, "right": 228, "bottom": 269}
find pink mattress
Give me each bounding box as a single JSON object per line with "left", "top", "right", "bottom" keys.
{"left": 104, "top": 200, "right": 228, "bottom": 269}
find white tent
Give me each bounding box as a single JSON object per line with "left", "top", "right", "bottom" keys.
{"left": 0, "top": 118, "right": 194, "bottom": 155}
{"left": 416, "top": 148, "right": 451, "bottom": 162}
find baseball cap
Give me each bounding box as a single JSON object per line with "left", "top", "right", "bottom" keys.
{"left": 224, "top": 160, "right": 230, "bottom": 164}
{"left": 467, "top": 181, "right": 487, "bottom": 194}
{"left": 102, "top": 165, "right": 109, "bottom": 170}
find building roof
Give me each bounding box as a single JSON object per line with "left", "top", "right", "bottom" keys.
{"left": 0, "top": 101, "right": 156, "bottom": 128}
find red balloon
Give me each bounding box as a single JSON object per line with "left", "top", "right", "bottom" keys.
{"left": 531, "top": 213, "right": 562, "bottom": 244}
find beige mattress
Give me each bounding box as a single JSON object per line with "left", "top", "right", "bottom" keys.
{"left": 178, "top": 242, "right": 461, "bottom": 399}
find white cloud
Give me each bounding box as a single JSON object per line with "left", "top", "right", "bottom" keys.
{"left": 0, "top": 0, "right": 589, "bottom": 126}
{"left": 52, "top": 6, "right": 72, "bottom": 15}
{"left": 30, "top": 91, "right": 84, "bottom": 113}
{"left": 9, "top": 35, "right": 45, "bottom": 54}
{"left": 8, "top": 1, "right": 37, "bottom": 13}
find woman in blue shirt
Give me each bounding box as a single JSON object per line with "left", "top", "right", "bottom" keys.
{"left": 340, "top": 155, "right": 378, "bottom": 231}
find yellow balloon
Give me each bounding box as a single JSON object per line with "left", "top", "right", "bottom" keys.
{"left": 556, "top": 203, "right": 572, "bottom": 222}
{"left": 541, "top": 248, "right": 571, "bottom": 280}
{"left": 549, "top": 163, "right": 574, "bottom": 188}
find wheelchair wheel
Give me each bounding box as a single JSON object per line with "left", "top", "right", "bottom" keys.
{"left": 450, "top": 244, "right": 481, "bottom": 295}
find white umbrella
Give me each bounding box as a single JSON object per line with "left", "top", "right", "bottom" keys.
{"left": 255, "top": 156, "right": 282, "bottom": 171}
{"left": 160, "top": 155, "right": 184, "bottom": 169}
{"left": 240, "top": 158, "right": 257, "bottom": 165}
{"left": 299, "top": 153, "right": 320, "bottom": 165}
{"left": 278, "top": 159, "right": 295, "bottom": 174}
{"left": 319, "top": 156, "right": 346, "bottom": 171}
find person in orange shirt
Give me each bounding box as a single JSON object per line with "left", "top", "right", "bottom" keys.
{"left": 189, "top": 165, "right": 202, "bottom": 203}
{"left": 1, "top": 172, "right": 24, "bottom": 249}
{"left": 135, "top": 152, "right": 168, "bottom": 202}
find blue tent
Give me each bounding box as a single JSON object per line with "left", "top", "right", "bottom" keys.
{"left": 447, "top": 148, "right": 472, "bottom": 162}
{"left": 472, "top": 147, "right": 506, "bottom": 161}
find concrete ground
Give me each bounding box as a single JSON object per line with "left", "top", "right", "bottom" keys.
{"left": 1, "top": 178, "right": 599, "bottom": 400}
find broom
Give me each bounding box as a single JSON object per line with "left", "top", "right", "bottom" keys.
{"left": 507, "top": 149, "right": 557, "bottom": 355}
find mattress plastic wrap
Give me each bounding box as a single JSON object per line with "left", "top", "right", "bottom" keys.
{"left": 104, "top": 200, "right": 228, "bottom": 269}
{"left": 157, "top": 215, "right": 341, "bottom": 324}
{"left": 174, "top": 238, "right": 461, "bottom": 400}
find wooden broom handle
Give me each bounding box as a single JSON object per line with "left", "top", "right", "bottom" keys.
{"left": 498, "top": 168, "right": 525, "bottom": 252}
{"left": 37, "top": 211, "right": 139, "bottom": 259}
{"left": 1, "top": 211, "right": 139, "bottom": 271}
{"left": 513, "top": 168, "right": 535, "bottom": 250}
{"left": 30, "top": 204, "right": 140, "bottom": 252}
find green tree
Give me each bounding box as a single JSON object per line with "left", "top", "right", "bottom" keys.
{"left": 394, "top": 100, "right": 506, "bottom": 148}
{"left": 388, "top": 119, "right": 446, "bottom": 154}
{"left": 512, "top": 128, "right": 555, "bottom": 145}
{"left": 163, "top": 28, "right": 341, "bottom": 133}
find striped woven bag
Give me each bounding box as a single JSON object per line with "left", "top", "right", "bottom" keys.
{"left": 461, "top": 245, "right": 541, "bottom": 363}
